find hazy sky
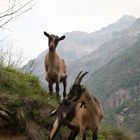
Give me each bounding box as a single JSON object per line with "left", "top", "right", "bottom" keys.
{"left": 1, "top": 0, "right": 140, "bottom": 64}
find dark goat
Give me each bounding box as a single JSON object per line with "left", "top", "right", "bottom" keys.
{"left": 44, "top": 31, "right": 67, "bottom": 98}
{"left": 50, "top": 71, "right": 104, "bottom": 140}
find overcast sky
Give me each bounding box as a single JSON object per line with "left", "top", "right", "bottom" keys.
{"left": 1, "top": 0, "right": 140, "bottom": 64}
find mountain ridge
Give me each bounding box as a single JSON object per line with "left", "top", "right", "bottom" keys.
{"left": 23, "top": 15, "right": 137, "bottom": 85}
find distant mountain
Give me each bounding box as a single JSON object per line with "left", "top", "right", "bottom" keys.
{"left": 93, "top": 15, "right": 136, "bottom": 35}
{"left": 86, "top": 38, "right": 140, "bottom": 136}
{"left": 68, "top": 17, "right": 140, "bottom": 86}
{"left": 23, "top": 15, "right": 136, "bottom": 88}
{"left": 61, "top": 15, "right": 136, "bottom": 62}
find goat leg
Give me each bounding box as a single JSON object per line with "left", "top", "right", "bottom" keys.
{"left": 92, "top": 132, "right": 97, "bottom": 140}
{"left": 62, "top": 77, "right": 67, "bottom": 99}
{"left": 50, "top": 117, "right": 62, "bottom": 140}
{"left": 56, "top": 82, "right": 60, "bottom": 98}
{"left": 92, "top": 128, "right": 98, "bottom": 140}
{"left": 80, "top": 127, "right": 86, "bottom": 140}
{"left": 49, "top": 81, "right": 53, "bottom": 94}
{"left": 68, "top": 130, "right": 79, "bottom": 140}
{"left": 83, "top": 134, "right": 86, "bottom": 140}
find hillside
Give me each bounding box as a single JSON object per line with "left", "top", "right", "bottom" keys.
{"left": 86, "top": 38, "right": 140, "bottom": 136}
{"left": 0, "top": 67, "right": 61, "bottom": 140}
{"left": 0, "top": 66, "right": 136, "bottom": 140}
{"left": 87, "top": 39, "right": 140, "bottom": 98}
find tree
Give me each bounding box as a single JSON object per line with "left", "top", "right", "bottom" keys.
{"left": 0, "top": 0, "right": 34, "bottom": 28}
{"left": 0, "top": 43, "right": 24, "bottom": 68}
{"left": 0, "top": 0, "right": 34, "bottom": 68}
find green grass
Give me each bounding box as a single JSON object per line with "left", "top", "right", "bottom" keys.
{"left": 0, "top": 66, "right": 59, "bottom": 109}
{"left": 0, "top": 66, "right": 41, "bottom": 95}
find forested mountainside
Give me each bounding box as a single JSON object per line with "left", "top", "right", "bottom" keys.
{"left": 68, "top": 17, "right": 140, "bottom": 85}
{"left": 86, "top": 38, "right": 140, "bottom": 137}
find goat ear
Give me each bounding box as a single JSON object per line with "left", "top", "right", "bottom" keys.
{"left": 59, "top": 35, "right": 65, "bottom": 41}
{"left": 44, "top": 31, "right": 50, "bottom": 38}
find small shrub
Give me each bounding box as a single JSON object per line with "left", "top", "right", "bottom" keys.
{"left": 101, "top": 125, "right": 135, "bottom": 140}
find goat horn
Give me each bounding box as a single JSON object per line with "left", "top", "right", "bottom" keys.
{"left": 74, "top": 71, "right": 83, "bottom": 84}
{"left": 77, "top": 72, "right": 88, "bottom": 85}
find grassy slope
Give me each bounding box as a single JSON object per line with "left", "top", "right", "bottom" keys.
{"left": 0, "top": 66, "right": 61, "bottom": 140}
{"left": 0, "top": 67, "right": 59, "bottom": 108}
{"left": 0, "top": 66, "right": 135, "bottom": 140}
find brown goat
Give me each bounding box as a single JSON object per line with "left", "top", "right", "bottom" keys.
{"left": 44, "top": 31, "right": 67, "bottom": 98}
{"left": 50, "top": 71, "right": 104, "bottom": 140}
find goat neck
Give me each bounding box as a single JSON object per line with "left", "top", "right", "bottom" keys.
{"left": 48, "top": 50, "right": 58, "bottom": 60}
